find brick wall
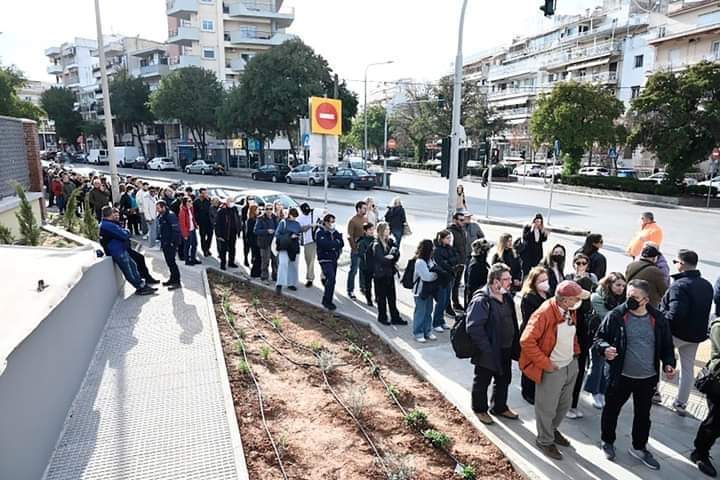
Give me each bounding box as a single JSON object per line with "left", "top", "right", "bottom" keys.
{"left": 22, "top": 120, "right": 42, "bottom": 192}
{"left": 0, "top": 116, "right": 31, "bottom": 198}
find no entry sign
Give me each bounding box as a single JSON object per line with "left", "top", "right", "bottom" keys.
{"left": 310, "top": 97, "right": 342, "bottom": 136}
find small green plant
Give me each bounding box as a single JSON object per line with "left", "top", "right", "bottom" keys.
{"left": 317, "top": 350, "right": 338, "bottom": 373}
{"left": 80, "top": 197, "right": 99, "bottom": 240}
{"left": 460, "top": 464, "right": 477, "bottom": 480}
{"left": 271, "top": 316, "right": 283, "bottom": 331}
{"left": 346, "top": 384, "right": 367, "bottom": 418}
{"left": 309, "top": 340, "right": 322, "bottom": 353}
{"left": 227, "top": 311, "right": 236, "bottom": 327}
{"left": 277, "top": 431, "right": 290, "bottom": 459}
{"left": 369, "top": 365, "right": 381, "bottom": 377}
{"left": 403, "top": 409, "right": 428, "bottom": 430}
{"left": 13, "top": 183, "right": 40, "bottom": 246}
{"left": 237, "top": 327, "right": 246, "bottom": 339}
{"left": 259, "top": 345, "right": 271, "bottom": 361}
{"left": 234, "top": 340, "right": 245, "bottom": 354}
{"left": 0, "top": 223, "right": 14, "bottom": 245}
{"left": 237, "top": 360, "right": 251, "bottom": 375}
{"left": 251, "top": 296, "right": 261, "bottom": 307}
{"left": 62, "top": 187, "right": 81, "bottom": 233}
{"left": 387, "top": 384, "right": 400, "bottom": 400}
{"left": 382, "top": 453, "right": 416, "bottom": 480}
{"left": 422, "top": 429, "right": 451, "bottom": 449}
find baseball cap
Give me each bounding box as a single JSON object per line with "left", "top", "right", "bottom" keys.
{"left": 556, "top": 280, "right": 590, "bottom": 299}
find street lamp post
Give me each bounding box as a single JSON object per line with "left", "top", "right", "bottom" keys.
{"left": 447, "top": 0, "right": 470, "bottom": 225}
{"left": 364, "top": 60, "right": 394, "bottom": 170}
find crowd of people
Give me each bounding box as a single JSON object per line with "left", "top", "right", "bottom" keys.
{"left": 43, "top": 164, "right": 720, "bottom": 475}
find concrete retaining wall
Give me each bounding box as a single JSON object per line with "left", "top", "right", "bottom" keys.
{"left": 0, "top": 257, "right": 120, "bottom": 480}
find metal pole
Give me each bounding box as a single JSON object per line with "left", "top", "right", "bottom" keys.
{"left": 363, "top": 67, "right": 368, "bottom": 170}
{"left": 94, "top": 0, "right": 119, "bottom": 202}
{"left": 547, "top": 148, "right": 558, "bottom": 224}
{"left": 708, "top": 180, "right": 713, "bottom": 209}
{"left": 322, "top": 134, "right": 328, "bottom": 209}
{"left": 485, "top": 140, "right": 494, "bottom": 218}
{"left": 383, "top": 111, "right": 388, "bottom": 189}
{"left": 447, "top": 0, "right": 469, "bottom": 225}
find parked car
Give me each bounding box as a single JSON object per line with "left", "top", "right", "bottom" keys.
{"left": 616, "top": 168, "right": 638, "bottom": 180}
{"left": 251, "top": 164, "right": 291, "bottom": 183}
{"left": 513, "top": 163, "right": 543, "bottom": 176}
{"left": 72, "top": 153, "right": 88, "bottom": 163}
{"left": 286, "top": 164, "right": 327, "bottom": 185}
{"left": 328, "top": 168, "right": 375, "bottom": 190}
{"left": 147, "top": 157, "right": 176, "bottom": 171}
{"left": 233, "top": 189, "right": 299, "bottom": 210}
{"left": 115, "top": 146, "right": 141, "bottom": 167}
{"left": 640, "top": 172, "right": 698, "bottom": 186}
{"left": 543, "top": 165, "right": 563, "bottom": 180}
{"left": 185, "top": 159, "right": 225, "bottom": 176}
{"left": 133, "top": 156, "right": 148, "bottom": 169}
{"left": 55, "top": 152, "right": 72, "bottom": 164}
{"left": 699, "top": 175, "right": 720, "bottom": 188}
{"left": 578, "top": 166, "right": 610, "bottom": 176}
{"left": 87, "top": 149, "right": 108, "bottom": 165}
{"left": 205, "top": 188, "right": 236, "bottom": 200}
{"left": 425, "top": 159, "right": 441, "bottom": 167}
{"left": 466, "top": 160, "right": 483, "bottom": 169}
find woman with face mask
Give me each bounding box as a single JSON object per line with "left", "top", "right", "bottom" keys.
{"left": 585, "top": 272, "right": 627, "bottom": 409}
{"left": 541, "top": 244, "right": 567, "bottom": 296}
{"left": 519, "top": 266, "right": 552, "bottom": 404}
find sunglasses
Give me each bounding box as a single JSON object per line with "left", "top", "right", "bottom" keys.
{"left": 575, "top": 261, "right": 588, "bottom": 266}
{"left": 672, "top": 259, "right": 683, "bottom": 265}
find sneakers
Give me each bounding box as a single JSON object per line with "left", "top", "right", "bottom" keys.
{"left": 536, "top": 441, "right": 563, "bottom": 460}
{"left": 477, "top": 412, "right": 494, "bottom": 425}
{"left": 426, "top": 333, "right": 437, "bottom": 341}
{"left": 601, "top": 442, "right": 616, "bottom": 461}
{"left": 592, "top": 393, "right": 605, "bottom": 409}
{"left": 673, "top": 401, "right": 688, "bottom": 417}
{"left": 433, "top": 326, "right": 445, "bottom": 333}
{"left": 348, "top": 292, "right": 357, "bottom": 300}
{"left": 288, "top": 286, "right": 298, "bottom": 291}
{"left": 691, "top": 450, "right": 718, "bottom": 477}
{"left": 135, "top": 286, "right": 155, "bottom": 296}
{"left": 629, "top": 448, "right": 660, "bottom": 470}
{"left": 553, "top": 430, "right": 571, "bottom": 447}
{"left": 652, "top": 391, "right": 662, "bottom": 404}
{"left": 415, "top": 336, "right": 427, "bottom": 343}
{"left": 441, "top": 323, "right": 451, "bottom": 330}
{"left": 566, "top": 408, "right": 584, "bottom": 419}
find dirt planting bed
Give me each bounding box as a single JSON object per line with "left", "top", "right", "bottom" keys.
{"left": 209, "top": 272, "right": 520, "bottom": 480}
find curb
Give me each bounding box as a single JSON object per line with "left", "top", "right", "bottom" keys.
{"left": 207, "top": 266, "right": 537, "bottom": 480}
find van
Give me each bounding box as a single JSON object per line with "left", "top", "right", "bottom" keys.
{"left": 115, "top": 146, "right": 140, "bottom": 167}
{"left": 87, "top": 149, "right": 108, "bottom": 164}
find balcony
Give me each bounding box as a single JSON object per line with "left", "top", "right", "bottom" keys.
{"left": 488, "top": 59, "right": 539, "bottom": 82}
{"left": 169, "top": 54, "right": 201, "bottom": 69}
{"left": 47, "top": 64, "right": 63, "bottom": 75}
{"left": 167, "top": 0, "right": 198, "bottom": 19}
{"left": 168, "top": 26, "right": 200, "bottom": 46}
{"left": 488, "top": 86, "right": 534, "bottom": 102}
{"left": 228, "top": 57, "right": 247, "bottom": 72}
{"left": 588, "top": 71, "right": 618, "bottom": 84}
{"left": 498, "top": 106, "right": 533, "bottom": 119}
{"left": 227, "top": 1, "right": 295, "bottom": 28}
{"left": 542, "top": 41, "right": 621, "bottom": 70}
{"left": 138, "top": 63, "right": 170, "bottom": 78}
{"left": 229, "top": 29, "right": 293, "bottom": 46}
{"left": 45, "top": 46, "right": 61, "bottom": 57}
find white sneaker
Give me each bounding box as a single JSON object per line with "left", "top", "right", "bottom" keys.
{"left": 427, "top": 333, "right": 438, "bottom": 341}
{"left": 415, "top": 336, "right": 427, "bottom": 343}
{"left": 433, "top": 326, "right": 445, "bottom": 333}
{"left": 565, "top": 408, "right": 583, "bottom": 419}
{"left": 441, "top": 323, "right": 451, "bottom": 330}
{"left": 592, "top": 394, "right": 605, "bottom": 409}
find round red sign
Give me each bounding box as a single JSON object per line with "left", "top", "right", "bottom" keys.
{"left": 315, "top": 102, "right": 338, "bottom": 130}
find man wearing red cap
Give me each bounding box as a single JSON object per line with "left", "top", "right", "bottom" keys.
{"left": 520, "top": 280, "right": 587, "bottom": 460}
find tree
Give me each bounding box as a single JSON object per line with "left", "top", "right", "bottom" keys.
{"left": 0, "top": 222, "right": 14, "bottom": 245}
{"left": 82, "top": 120, "right": 106, "bottom": 148}
{"left": 347, "top": 104, "right": 389, "bottom": 157}
{"left": 0, "top": 65, "right": 44, "bottom": 121}
{"left": 13, "top": 183, "right": 40, "bottom": 246}
{"left": 393, "top": 84, "right": 437, "bottom": 161}
{"left": 110, "top": 70, "right": 154, "bottom": 157}
{"left": 530, "top": 81, "right": 624, "bottom": 174}
{"left": 81, "top": 198, "right": 99, "bottom": 241}
{"left": 150, "top": 66, "right": 223, "bottom": 158}
{"left": 62, "top": 187, "right": 82, "bottom": 233}
{"left": 41, "top": 86, "right": 83, "bottom": 146}
{"left": 629, "top": 61, "right": 720, "bottom": 184}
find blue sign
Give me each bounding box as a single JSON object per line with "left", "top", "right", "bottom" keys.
{"left": 608, "top": 147, "right": 618, "bottom": 159}
{"left": 302, "top": 133, "right": 310, "bottom": 149}
{"left": 248, "top": 138, "right": 261, "bottom": 151}
{"left": 554, "top": 139, "right": 561, "bottom": 158}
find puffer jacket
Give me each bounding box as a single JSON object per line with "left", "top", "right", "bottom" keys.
{"left": 432, "top": 241, "right": 458, "bottom": 287}
{"left": 661, "top": 270, "right": 714, "bottom": 343}
{"left": 466, "top": 287, "right": 520, "bottom": 373}
{"left": 316, "top": 226, "right": 344, "bottom": 263}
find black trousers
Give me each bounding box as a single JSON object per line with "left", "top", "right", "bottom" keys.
{"left": 162, "top": 244, "right": 181, "bottom": 284}
{"left": 250, "top": 244, "right": 261, "bottom": 277}
{"left": 217, "top": 237, "right": 236, "bottom": 267}
{"left": 199, "top": 223, "right": 213, "bottom": 254}
{"left": 571, "top": 348, "right": 589, "bottom": 408}
{"left": 128, "top": 248, "right": 153, "bottom": 281}
{"left": 374, "top": 275, "right": 400, "bottom": 323}
{"left": 450, "top": 265, "right": 465, "bottom": 310}
{"left": 601, "top": 375, "right": 656, "bottom": 449}
{"left": 243, "top": 231, "right": 251, "bottom": 264}
{"left": 321, "top": 261, "right": 337, "bottom": 306}
{"left": 361, "top": 270, "right": 373, "bottom": 301}
{"left": 472, "top": 348, "right": 512, "bottom": 414}
{"left": 695, "top": 394, "right": 720, "bottom": 457}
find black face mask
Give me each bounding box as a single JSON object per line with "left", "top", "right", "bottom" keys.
{"left": 626, "top": 297, "right": 640, "bottom": 311}
{"left": 551, "top": 254, "right": 564, "bottom": 264}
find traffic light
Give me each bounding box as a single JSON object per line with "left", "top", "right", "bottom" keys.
{"left": 540, "top": 0, "right": 555, "bottom": 17}
{"left": 441, "top": 137, "right": 450, "bottom": 178}
{"left": 520, "top": 149, "right": 526, "bottom": 160}
{"left": 490, "top": 147, "right": 500, "bottom": 164}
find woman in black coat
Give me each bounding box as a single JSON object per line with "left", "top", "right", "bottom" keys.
{"left": 491, "top": 233, "right": 522, "bottom": 292}
{"left": 245, "top": 204, "right": 261, "bottom": 278}
{"left": 519, "top": 213, "right": 548, "bottom": 277}
{"left": 540, "top": 243, "right": 566, "bottom": 296}
{"left": 384, "top": 197, "right": 407, "bottom": 249}
{"left": 576, "top": 233, "right": 607, "bottom": 280}
{"left": 519, "top": 266, "right": 551, "bottom": 404}
{"left": 372, "top": 222, "right": 404, "bottom": 326}
{"left": 431, "top": 229, "right": 458, "bottom": 330}
{"left": 465, "top": 238, "right": 492, "bottom": 304}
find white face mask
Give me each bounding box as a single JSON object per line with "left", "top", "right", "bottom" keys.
{"left": 499, "top": 287, "right": 508, "bottom": 295}
{"left": 569, "top": 299, "right": 583, "bottom": 311}
{"left": 537, "top": 280, "right": 550, "bottom": 293}
{"left": 328, "top": 223, "right": 336, "bottom": 231}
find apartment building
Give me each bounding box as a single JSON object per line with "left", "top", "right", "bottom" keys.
{"left": 166, "top": 0, "right": 295, "bottom": 87}
{"left": 17, "top": 80, "right": 56, "bottom": 151}
{"left": 46, "top": 38, "right": 98, "bottom": 93}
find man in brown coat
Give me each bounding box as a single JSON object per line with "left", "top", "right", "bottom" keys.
{"left": 346, "top": 200, "right": 367, "bottom": 300}
{"left": 625, "top": 244, "right": 668, "bottom": 307}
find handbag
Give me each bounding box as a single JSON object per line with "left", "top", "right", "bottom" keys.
{"left": 696, "top": 363, "right": 720, "bottom": 397}
{"left": 419, "top": 279, "right": 439, "bottom": 299}
{"left": 403, "top": 222, "right": 412, "bottom": 237}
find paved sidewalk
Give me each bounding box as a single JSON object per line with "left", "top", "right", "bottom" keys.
{"left": 42, "top": 258, "right": 246, "bottom": 480}
{"left": 176, "top": 235, "right": 716, "bottom": 480}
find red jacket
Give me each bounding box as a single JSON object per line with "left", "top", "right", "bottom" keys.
{"left": 179, "top": 205, "right": 198, "bottom": 239}
{"left": 51, "top": 179, "right": 63, "bottom": 196}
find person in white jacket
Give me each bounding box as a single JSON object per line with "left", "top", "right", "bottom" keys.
{"left": 413, "top": 239, "right": 439, "bottom": 343}
{"left": 135, "top": 181, "right": 149, "bottom": 236}
{"left": 141, "top": 186, "right": 159, "bottom": 248}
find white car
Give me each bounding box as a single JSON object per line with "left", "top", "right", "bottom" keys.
{"left": 640, "top": 172, "right": 699, "bottom": 186}
{"left": 425, "top": 159, "right": 441, "bottom": 167}
{"left": 513, "top": 163, "right": 543, "bottom": 176}
{"left": 147, "top": 157, "right": 176, "bottom": 171}
{"left": 698, "top": 175, "right": 720, "bottom": 188}
{"left": 286, "top": 164, "right": 326, "bottom": 185}
{"left": 543, "top": 165, "right": 563, "bottom": 178}
{"left": 578, "top": 166, "right": 610, "bottom": 176}
{"left": 466, "top": 160, "right": 483, "bottom": 169}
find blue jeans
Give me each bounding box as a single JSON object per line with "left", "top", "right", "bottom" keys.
{"left": 392, "top": 228, "right": 403, "bottom": 250}
{"left": 433, "top": 285, "right": 451, "bottom": 328}
{"left": 321, "top": 261, "right": 337, "bottom": 306}
{"left": 347, "top": 252, "right": 363, "bottom": 294}
{"left": 184, "top": 230, "right": 197, "bottom": 264}
{"left": 114, "top": 251, "right": 143, "bottom": 289}
{"left": 57, "top": 195, "right": 66, "bottom": 214}
{"left": 583, "top": 348, "right": 609, "bottom": 395}
{"left": 412, "top": 295, "right": 434, "bottom": 338}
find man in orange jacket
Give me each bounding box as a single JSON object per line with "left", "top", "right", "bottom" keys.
{"left": 520, "top": 280, "right": 588, "bottom": 460}
{"left": 626, "top": 212, "right": 664, "bottom": 259}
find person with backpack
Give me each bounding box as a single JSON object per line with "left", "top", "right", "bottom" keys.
{"left": 373, "top": 222, "right": 405, "bottom": 326}
{"left": 411, "top": 239, "right": 439, "bottom": 343}
{"left": 625, "top": 244, "right": 668, "bottom": 307}
{"left": 692, "top": 314, "right": 720, "bottom": 477}
{"left": 432, "top": 229, "right": 458, "bottom": 332}
{"left": 466, "top": 263, "right": 521, "bottom": 425}
{"left": 316, "top": 213, "right": 344, "bottom": 311}
{"left": 520, "top": 213, "right": 548, "bottom": 277}
{"left": 357, "top": 222, "right": 376, "bottom": 307}
{"left": 274, "top": 207, "right": 302, "bottom": 295}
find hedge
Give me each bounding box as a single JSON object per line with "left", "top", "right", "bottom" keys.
{"left": 561, "top": 175, "right": 718, "bottom": 197}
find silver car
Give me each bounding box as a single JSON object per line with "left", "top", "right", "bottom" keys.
{"left": 285, "top": 164, "right": 326, "bottom": 185}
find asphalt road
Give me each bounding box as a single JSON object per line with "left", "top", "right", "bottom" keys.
{"left": 102, "top": 166, "right": 720, "bottom": 286}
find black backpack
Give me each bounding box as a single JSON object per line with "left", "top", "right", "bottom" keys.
{"left": 401, "top": 258, "right": 417, "bottom": 289}
{"left": 450, "top": 314, "right": 475, "bottom": 359}
{"left": 513, "top": 237, "right": 526, "bottom": 255}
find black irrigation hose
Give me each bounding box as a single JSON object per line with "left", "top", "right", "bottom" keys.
{"left": 219, "top": 299, "right": 290, "bottom": 480}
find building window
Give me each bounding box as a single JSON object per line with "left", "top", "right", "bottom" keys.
{"left": 202, "top": 48, "right": 216, "bottom": 59}
{"left": 202, "top": 20, "right": 215, "bottom": 32}
{"left": 631, "top": 86, "right": 641, "bottom": 99}
{"left": 669, "top": 48, "right": 681, "bottom": 67}
{"left": 712, "top": 41, "right": 720, "bottom": 60}
{"left": 634, "top": 55, "right": 644, "bottom": 68}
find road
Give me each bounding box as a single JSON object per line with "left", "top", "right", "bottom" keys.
{"left": 102, "top": 166, "right": 720, "bottom": 285}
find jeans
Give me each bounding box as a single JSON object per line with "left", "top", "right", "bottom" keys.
{"left": 535, "top": 359, "right": 578, "bottom": 446}
{"left": 184, "top": 230, "right": 197, "bottom": 264}
{"left": 114, "top": 251, "right": 143, "bottom": 289}
{"left": 259, "top": 247, "right": 277, "bottom": 281}
{"left": 584, "top": 348, "right": 609, "bottom": 396}
{"left": 139, "top": 214, "right": 148, "bottom": 235}
{"left": 162, "top": 244, "right": 181, "bottom": 284}
{"left": 412, "top": 295, "right": 434, "bottom": 338}
{"left": 432, "top": 285, "right": 451, "bottom": 328}
{"left": 673, "top": 336, "right": 700, "bottom": 406}
{"left": 472, "top": 348, "right": 512, "bottom": 414}
{"left": 695, "top": 393, "right": 720, "bottom": 457}
{"left": 601, "top": 375, "right": 656, "bottom": 449}
{"left": 320, "top": 261, "right": 337, "bottom": 305}
{"left": 347, "top": 252, "right": 363, "bottom": 294}
{"left": 276, "top": 251, "right": 299, "bottom": 287}
{"left": 392, "top": 228, "right": 403, "bottom": 250}
{"left": 57, "top": 195, "right": 66, "bottom": 214}
{"left": 375, "top": 275, "right": 400, "bottom": 323}
{"left": 147, "top": 219, "right": 158, "bottom": 247}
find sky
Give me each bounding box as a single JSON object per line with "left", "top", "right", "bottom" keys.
{"left": 0, "top": 0, "right": 599, "bottom": 95}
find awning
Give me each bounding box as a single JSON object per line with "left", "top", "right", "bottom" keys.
{"left": 490, "top": 96, "right": 530, "bottom": 107}
{"left": 567, "top": 58, "right": 610, "bottom": 71}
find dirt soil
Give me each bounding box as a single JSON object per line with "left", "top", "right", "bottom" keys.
{"left": 210, "top": 272, "right": 521, "bottom": 480}
{"left": 40, "top": 229, "right": 80, "bottom": 248}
